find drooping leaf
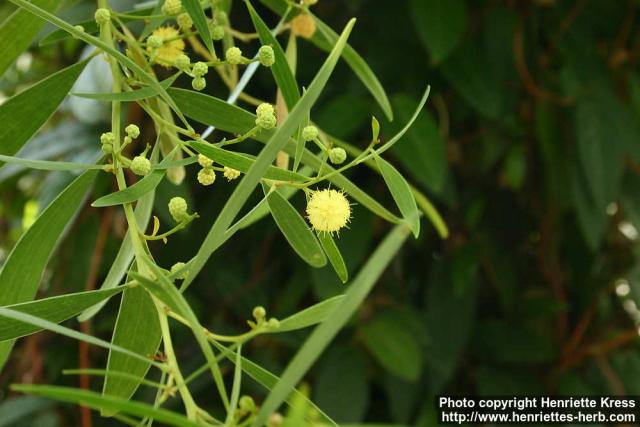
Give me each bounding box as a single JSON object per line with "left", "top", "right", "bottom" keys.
{"left": 0, "top": 59, "right": 88, "bottom": 166}
{"left": 410, "top": 0, "right": 466, "bottom": 64}
{"left": 0, "top": 288, "right": 124, "bottom": 342}
{"left": 317, "top": 232, "right": 348, "bottom": 283}
{"left": 265, "top": 186, "right": 326, "bottom": 268}
{"left": 0, "top": 170, "right": 97, "bottom": 371}
{"left": 373, "top": 153, "right": 420, "bottom": 237}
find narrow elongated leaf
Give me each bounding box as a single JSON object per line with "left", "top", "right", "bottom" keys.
{"left": 373, "top": 154, "right": 420, "bottom": 237}
{"left": 317, "top": 233, "right": 348, "bottom": 283}
{"left": 0, "top": 59, "right": 88, "bottom": 166}
{"left": 102, "top": 285, "right": 161, "bottom": 415}
{"left": 0, "top": 154, "right": 103, "bottom": 171}
{"left": 0, "top": 170, "right": 97, "bottom": 371}
{"left": 0, "top": 287, "right": 124, "bottom": 342}
{"left": 189, "top": 141, "right": 308, "bottom": 182}
{"left": 183, "top": 0, "right": 214, "bottom": 54}
{"left": 0, "top": 307, "right": 162, "bottom": 368}
{"left": 92, "top": 170, "right": 164, "bottom": 207}
{"left": 246, "top": 1, "right": 300, "bottom": 109}
{"left": 253, "top": 224, "right": 411, "bottom": 426}
{"left": 278, "top": 296, "right": 345, "bottom": 332}
{"left": 0, "top": 0, "right": 57, "bottom": 76}
{"left": 11, "top": 386, "right": 201, "bottom": 427}
{"left": 72, "top": 74, "right": 179, "bottom": 102}
{"left": 266, "top": 187, "right": 326, "bottom": 267}
{"left": 181, "top": 19, "right": 356, "bottom": 291}
{"left": 78, "top": 187, "right": 155, "bottom": 321}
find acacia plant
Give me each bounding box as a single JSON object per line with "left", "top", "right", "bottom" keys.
{"left": 0, "top": 0, "right": 444, "bottom": 425}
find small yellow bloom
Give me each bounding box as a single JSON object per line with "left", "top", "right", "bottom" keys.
{"left": 147, "top": 26, "right": 185, "bottom": 67}
{"left": 306, "top": 189, "right": 351, "bottom": 234}
{"left": 291, "top": 14, "right": 316, "bottom": 39}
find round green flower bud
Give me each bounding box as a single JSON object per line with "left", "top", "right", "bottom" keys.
{"left": 253, "top": 306, "right": 266, "bottom": 321}
{"left": 94, "top": 8, "right": 111, "bottom": 26}
{"left": 256, "top": 103, "right": 274, "bottom": 117}
{"left": 258, "top": 45, "right": 275, "bottom": 67}
{"left": 302, "top": 125, "right": 318, "bottom": 142}
{"left": 223, "top": 166, "right": 241, "bottom": 181}
{"left": 197, "top": 167, "right": 216, "bottom": 186}
{"left": 130, "top": 156, "right": 151, "bottom": 176}
{"left": 256, "top": 113, "right": 276, "bottom": 130}
{"left": 174, "top": 53, "right": 190, "bottom": 69}
{"left": 197, "top": 154, "right": 213, "bottom": 168}
{"left": 329, "top": 147, "right": 347, "bottom": 165}
{"left": 192, "top": 61, "right": 208, "bottom": 77}
{"left": 147, "top": 35, "right": 163, "bottom": 49}
{"left": 191, "top": 77, "right": 206, "bottom": 91}
{"left": 101, "top": 143, "right": 113, "bottom": 154}
{"left": 100, "top": 132, "right": 116, "bottom": 145}
{"left": 170, "top": 262, "right": 189, "bottom": 280}
{"left": 225, "top": 47, "right": 243, "bottom": 65}
{"left": 125, "top": 124, "right": 140, "bottom": 139}
{"left": 211, "top": 25, "right": 225, "bottom": 41}
{"left": 74, "top": 25, "right": 85, "bottom": 33}
{"left": 168, "top": 197, "right": 189, "bottom": 222}
{"left": 176, "top": 12, "right": 192, "bottom": 30}
{"left": 267, "top": 318, "right": 280, "bottom": 329}
{"left": 239, "top": 396, "right": 256, "bottom": 412}
{"left": 214, "top": 9, "right": 229, "bottom": 26}
{"left": 162, "top": 0, "right": 182, "bottom": 16}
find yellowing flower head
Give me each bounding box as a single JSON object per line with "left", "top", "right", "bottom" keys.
{"left": 147, "top": 26, "right": 185, "bottom": 67}
{"left": 306, "top": 189, "right": 351, "bottom": 234}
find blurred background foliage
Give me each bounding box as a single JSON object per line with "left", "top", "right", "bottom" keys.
{"left": 2, "top": 0, "right": 640, "bottom": 425}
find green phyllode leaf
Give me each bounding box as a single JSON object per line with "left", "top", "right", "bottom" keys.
{"left": 0, "top": 59, "right": 89, "bottom": 167}
{"left": 0, "top": 170, "right": 98, "bottom": 371}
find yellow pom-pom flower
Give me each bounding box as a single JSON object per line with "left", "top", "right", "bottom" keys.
{"left": 306, "top": 189, "right": 351, "bottom": 234}
{"left": 223, "top": 166, "right": 241, "bottom": 181}
{"left": 147, "top": 26, "right": 185, "bottom": 67}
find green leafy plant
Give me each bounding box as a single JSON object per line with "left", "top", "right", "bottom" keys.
{"left": 0, "top": 0, "right": 443, "bottom": 425}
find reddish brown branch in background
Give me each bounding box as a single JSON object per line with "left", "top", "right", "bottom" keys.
{"left": 514, "top": 18, "right": 572, "bottom": 106}
{"left": 594, "top": 354, "right": 625, "bottom": 395}
{"left": 79, "top": 208, "right": 113, "bottom": 427}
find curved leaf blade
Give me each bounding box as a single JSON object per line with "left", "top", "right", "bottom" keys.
{"left": 373, "top": 154, "right": 420, "bottom": 237}
{"left": 0, "top": 154, "right": 103, "bottom": 171}
{"left": 266, "top": 187, "right": 326, "bottom": 268}
{"left": 182, "top": 0, "right": 214, "bottom": 55}
{"left": 72, "top": 74, "right": 178, "bottom": 102}
{"left": 0, "top": 59, "right": 88, "bottom": 166}
{"left": 0, "top": 288, "right": 125, "bottom": 342}
{"left": 0, "top": 170, "right": 98, "bottom": 371}
{"left": 317, "top": 232, "right": 348, "bottom": 283}
{"left": 92, "top": 170, "right": 164, "bottom": 207}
